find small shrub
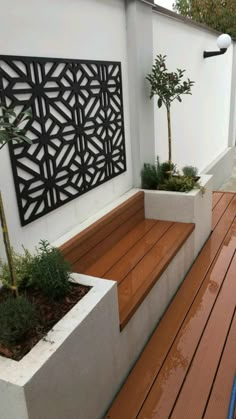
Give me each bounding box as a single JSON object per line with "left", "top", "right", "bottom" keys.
{"left": 0, "top": 296, "right": 37, "bottom": 346}
{"left": 141, "top": 163, "right": 159, "bottom": 189}
{"left": 159, "top": 161, "right": 176, "bottom": 180}
{"left": 0, "top": 247, "right": 34, "bottom": 290}
{"left": 31, "top": 240, "right": 71, "bottom": 300}
{"left": 161, "top": 176, "right": 199, "bottom": 193}
{"left": 182, "top": 165, "right": 198, "bottom": 178}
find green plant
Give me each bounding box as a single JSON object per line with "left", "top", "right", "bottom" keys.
{"left": 161, "top": 175, "right": 203, "bottom": 193}
{"left": 0, "top": 106, "right": 32, "bottom": 150}
{"left": 159, "top": 161, "right": 176, "bottom": 179}
{"left": 0, "top": 106, "right": 32, "bottom": 295}
{"left": 146, "top": 55, "right": 194, "bottom": 170}
{"left": 0, "top": 247, "right": 34, "bottom": 290}
{"left": 0, "top": 296, "right": 37, "bottom": 346}
{"left": 31, "top": 240, "right": 71, "bottom": 300}
{"left": 141, "top": 163, "right": 160, "bottom": 189}
{"left": 182, "top": 165, "right": 198, "bottom": 178}
{"left": 173, "top": 0, "right": 236, "bottom": 38}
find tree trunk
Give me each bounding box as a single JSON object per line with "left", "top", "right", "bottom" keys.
{"left": 167, "top": 106, "right": 172, "bottom": 170}
{"left": 0, "top": 191, "right": 18, "bottom": 296}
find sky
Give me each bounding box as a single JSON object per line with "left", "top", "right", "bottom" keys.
{"left": 154, "top": 0, "right": 173, "bottom": 10}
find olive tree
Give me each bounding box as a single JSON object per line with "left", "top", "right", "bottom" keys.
{"left": 146, "top": 55, "right": 194, "bottom": 169}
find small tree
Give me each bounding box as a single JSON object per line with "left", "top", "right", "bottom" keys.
{"left": 146, "top": 55, "right": 194, "bottom": 169}
{"left": 0, "top": 106, "right": 31, "bottom": 295}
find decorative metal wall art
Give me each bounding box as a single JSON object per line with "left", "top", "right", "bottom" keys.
{"left": 0, "top": 55, "right": 126, "bottom": 225}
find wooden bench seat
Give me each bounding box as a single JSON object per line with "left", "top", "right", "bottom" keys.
{"left": 60, "top": 191, "right": 195, "bottom": 329}
{"left": 105, "top": 192, "right": 236, "bottom": 419}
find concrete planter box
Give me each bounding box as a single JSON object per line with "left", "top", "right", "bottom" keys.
{"left": 143, "top": 174, "right": 213, "bottom": 257}
{"left": 0, "top": 274, "right": 116, "bottom": 419}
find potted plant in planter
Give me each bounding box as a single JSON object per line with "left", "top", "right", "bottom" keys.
{"left": 146, "top": 54, "right": 194, "bottom": 172}
{"left": 141, "top": 55, "right": 213, "bottom": 260}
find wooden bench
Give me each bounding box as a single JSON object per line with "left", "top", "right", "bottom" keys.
{"left": 60, "top": 191, "right": 195, "bottom": 329}
{"left": 105, "top": 192, "right": 236, "bottom": 419}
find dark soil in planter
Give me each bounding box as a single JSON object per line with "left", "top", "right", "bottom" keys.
{"left": 0, "top": 282, "right": 91, "bottom": 361}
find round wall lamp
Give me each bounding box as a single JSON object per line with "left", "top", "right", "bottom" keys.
{"left": 203, "top": 34, "right": 231, "bottom": 59}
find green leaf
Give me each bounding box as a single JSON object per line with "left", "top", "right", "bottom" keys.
{"left": 158, "top": 98, "right": 163, "bottom": 108}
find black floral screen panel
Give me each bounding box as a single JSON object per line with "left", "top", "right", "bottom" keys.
{"left": 0, "top": 55, "right": 126, "bottom": 226}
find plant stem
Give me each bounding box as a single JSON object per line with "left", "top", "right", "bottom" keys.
{"left": 167, "top": 106, "right": 172, "bottom": 170}
{"left": 0, "top": 191, "right": 18, "bottom": 297}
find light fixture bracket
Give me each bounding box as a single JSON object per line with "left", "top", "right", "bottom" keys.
{"left": 203, "top": 48, "right": 227, "bottom": 59}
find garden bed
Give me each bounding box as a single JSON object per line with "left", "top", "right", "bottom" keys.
{"left": 0, "top": 282, "right": 90, "bottom": 361}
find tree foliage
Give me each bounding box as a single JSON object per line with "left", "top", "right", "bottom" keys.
{"left": 173, "top": 0, "right": 236, "bottom": 37}
{"left": 146, "top": 54, "right": 194, "bottom": 166}
{"left": 146, "top": 54, "right": 194, "bottom": 110}
{"left": 0, "top": 106, "right": 32, "bottom": 150}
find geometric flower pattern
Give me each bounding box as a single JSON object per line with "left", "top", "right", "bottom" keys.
{"left": 0, "top": 55, "right": 126, "bottom": 225}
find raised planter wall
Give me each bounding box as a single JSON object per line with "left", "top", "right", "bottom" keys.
{"left": 144, "top": 175, "right": 213, "bottom": 257}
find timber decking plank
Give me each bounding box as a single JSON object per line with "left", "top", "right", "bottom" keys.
{"left": 84, "top": 219, "right": 157, "bottom": 278}
{"left": 73, "top": 208, "right": 145, "bottom": 273}
{"left": 138, "top": 232, "right": 236, "bottom": 419}
{"left": 212, "top": 191, "right": 224, "bottom": 209}
{"left": 170, "top": 253, "right": 236, "bottom": 419}
{"left": 105, "top": 195, "right": 236, "bottom": 419}
{"left": 119, "top": 222, "right": 195, "bottom": 329}
{"left": 204, "top": 310, "right": 236, "bottom": 419}
{"left": 60, "top": 191, "right": 144, "bottom": 263}
{"left": 212, "top": 192, "right": 234, "bottom": 230}
{"left": 103, "top": 220, "right": 173, "bottom": 283}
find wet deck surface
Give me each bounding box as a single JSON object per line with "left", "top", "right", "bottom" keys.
{"left": 106, "top": 192, "right": 236, "bottom": 419}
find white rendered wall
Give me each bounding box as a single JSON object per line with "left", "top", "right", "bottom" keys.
{"left": 152, "top": 11, "right": 233, "bottom": 172}
{"left": 0, "top": 0, "right": 132, "bottom": 254}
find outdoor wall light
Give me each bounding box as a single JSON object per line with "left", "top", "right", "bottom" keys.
{"left": 203, "top": 34, "right": 231, "bottom": 59}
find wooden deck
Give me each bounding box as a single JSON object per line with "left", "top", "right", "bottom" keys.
{"left": 106, "top": 191, "right": 236, "bottom": 419}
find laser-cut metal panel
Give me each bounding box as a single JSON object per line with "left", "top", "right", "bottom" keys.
{"left": 0, "top": 55, "right": 126, "bottom": 225}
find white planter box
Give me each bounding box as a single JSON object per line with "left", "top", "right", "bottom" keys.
{"left": 0, "top": 275, "right": 117, "bottom": 419}
{"left": 144, "top": 174, "right": 213, "bottom": 257}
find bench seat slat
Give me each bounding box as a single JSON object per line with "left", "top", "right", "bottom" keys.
{"left": 119, "top": 222, "right": 195, "bottom": 329}
{"left": 61, "top": 191, "right": 144, "bottom": 265}
{"left": 84, "top": 219, "right": 157, "bottom": 278}
{"left": 74, "top": 208, "right": 145, "bottom": 273}
{"left": 103, "top": 220, "right": 173, "bottom": 283}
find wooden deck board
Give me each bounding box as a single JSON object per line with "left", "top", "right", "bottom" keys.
{"left": 138, "top": 230, "right": 236, "bottom": 419}
{"left": 170, "top": 252, "right": 236, "bottom": 419}
{"left": 204, "top": 310, "right": 236, "bottom": 419}
{"left": 212, "top": 192, "right": 234, "bottom": 230}
{"left": 212, "top": 191, "right": 224, "bottom": 209}
{"left": 106, "top": 192, "right": 236, "bottom": 419}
